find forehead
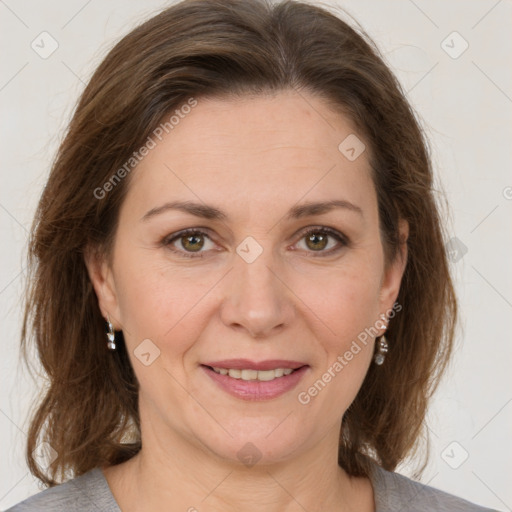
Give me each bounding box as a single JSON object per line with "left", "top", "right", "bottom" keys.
{"left": 153, "top": 91, "right": 364, "bottom": 163}
{"left": 122, "top": 90, "right": 376, "bottom": 221}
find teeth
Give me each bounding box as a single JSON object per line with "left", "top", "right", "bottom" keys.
{"left": 211, "top": 366, "right": 296, "bottom": 381}
{"left": 241, "top": 369, "right": 258, "bottom": 380}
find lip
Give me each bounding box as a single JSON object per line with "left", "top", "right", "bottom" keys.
{"left": 201, "top": 359, "right": 307, "bottom": 371}
{"left": 201, "top": 363, "right": 309, "bottom": 401}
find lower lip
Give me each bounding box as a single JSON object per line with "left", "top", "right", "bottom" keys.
{"left": 201, "top": 365, "right": 309, "bottom": 401}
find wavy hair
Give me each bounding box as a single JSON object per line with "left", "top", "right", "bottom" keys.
{"left": 21, "top": 0, "right": 456, "bottom": 485}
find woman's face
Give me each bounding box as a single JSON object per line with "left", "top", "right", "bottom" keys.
{"left": 88, "top": 89, "right": 407, "bottom": 466}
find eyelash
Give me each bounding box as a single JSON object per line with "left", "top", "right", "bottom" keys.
{"left": 162, "top": 226, "right": 349, "bottom": 259}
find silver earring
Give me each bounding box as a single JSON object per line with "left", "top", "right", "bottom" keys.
{"left": 374, "top": 334, "right": 388, "bottom": 365}
{"left": 106, "top": 316, "right": 116, "bottom": 351}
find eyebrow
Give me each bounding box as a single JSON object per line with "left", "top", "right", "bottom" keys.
{"left": 141, "top": 199, "right": 363, "bottom": 222}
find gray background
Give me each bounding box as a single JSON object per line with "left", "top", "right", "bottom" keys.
{"left": 1, "top": 0, "right": 511, "bottom": 510}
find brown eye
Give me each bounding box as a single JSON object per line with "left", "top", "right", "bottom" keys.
{"left": 163, "top": 229, "right": 215, "bottom": 258}
{"left": 304, "top": 231, "right": 329, "bottom": 251}
{"left": 296, "top": 227, "right": 348, "bottom": 256}
{"left": 180, "top": 233, "right": 205, "bottom": 252}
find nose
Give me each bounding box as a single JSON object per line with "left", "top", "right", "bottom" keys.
{"left": 219, "top": 246, "right": 295, "bottom": 339}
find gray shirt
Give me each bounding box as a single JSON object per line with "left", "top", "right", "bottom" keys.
{"left": 4, "top": 462, "right": 500, "bottom": 511}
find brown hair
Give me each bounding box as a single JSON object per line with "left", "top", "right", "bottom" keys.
{"left": 22, "top": 0, "right": 456, "bottom": 486}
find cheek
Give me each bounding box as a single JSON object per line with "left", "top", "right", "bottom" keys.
{"left": 114, "top": 262, "right": 171, "bottom": 336}
{"left": 292, "top": 254, "right": 382, "bottom": 407}
{"left": 295, "top": 275, "right": 379, "bottom": 421}
{"left": 298, "top": 254, "right": 384, "bottom": 347}
{"left": 112, "top": 249, "right": 217, "bottom": 361}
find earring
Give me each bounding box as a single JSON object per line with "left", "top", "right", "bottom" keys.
{"left": 106, "top": 316, "right": 116, "bottom": 351}
{"left": 373, "top": 334, "right": 388, "bottom": 365}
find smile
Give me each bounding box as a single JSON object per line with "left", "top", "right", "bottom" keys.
{"left": 210, "top": 366, "right": 295, "bottom": 381}
{"left": 201, "top": 363, "right": 309, "bottom": 401}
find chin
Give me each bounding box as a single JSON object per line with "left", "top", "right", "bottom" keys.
{"left": 191, "top": 420, "right": 309, "bottom": 468}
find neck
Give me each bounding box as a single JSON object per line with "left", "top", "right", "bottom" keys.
{"left": 103, "top": 409, "right": 374, "bottom": 511}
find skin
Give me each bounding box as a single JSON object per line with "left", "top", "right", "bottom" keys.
{"left": 86, "top": 89, "right": 408, "bottom": 512}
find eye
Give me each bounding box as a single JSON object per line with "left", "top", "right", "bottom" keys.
{"left": 294, "top": 226, "right": 348, "bottom": 256}
{"left": 162, "top": 226, "right": 349, "bottom": 259}
{"left": 163, "top": 228, "right": 216, "bottom": 258}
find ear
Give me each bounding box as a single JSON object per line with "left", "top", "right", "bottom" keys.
{"left": 84, "top": 245, "right": 122, "bottom": 329}
{"left": 378, "top": 218, "right": 408, "bottom": 327}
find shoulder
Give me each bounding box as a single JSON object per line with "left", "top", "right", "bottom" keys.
{"left": 369, "top": 462, "right": 501, "bottom": 512}
{"left": 4, "top": 468, "right": 121, "bottom": 512}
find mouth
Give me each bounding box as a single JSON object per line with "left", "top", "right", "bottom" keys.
{"left": 200, "top": 360, "right": 309, "bottom": 401}
{"left": 203, "top": 365, "right": 302, "bottom": 381}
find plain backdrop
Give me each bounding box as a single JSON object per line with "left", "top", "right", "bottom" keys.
{"left": 1, "top": 0, "right": 511, "bottom": 510}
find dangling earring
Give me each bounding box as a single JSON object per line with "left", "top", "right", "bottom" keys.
{"left": 106, "top": 316, "right": 116, "bottom": 351}
{"left": 374, "top": 334, "right": 388, "bottom": 365}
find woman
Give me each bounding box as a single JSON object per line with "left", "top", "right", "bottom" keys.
{"left": 7, "top": 0, "right": 500, "bottom": 510}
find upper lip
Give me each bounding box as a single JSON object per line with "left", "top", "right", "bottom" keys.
{"left": 202, "top": 359, "right": 308, "bottom": 371}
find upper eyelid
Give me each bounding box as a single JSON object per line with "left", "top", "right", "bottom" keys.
{"left": 164, "top": 225, "right": 348, "bottom": 252}
{"left": 165, "top": 225, "right": 345, "bottom": 241}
